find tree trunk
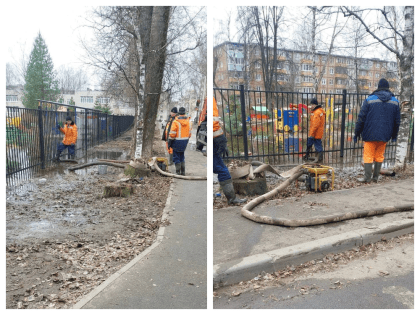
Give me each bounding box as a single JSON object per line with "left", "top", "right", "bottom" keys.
{"left": 142, "top": 6, "right": 171, "bottom": 158}
{"left": 395, "top": 6, "right": 414, "bottom": 166}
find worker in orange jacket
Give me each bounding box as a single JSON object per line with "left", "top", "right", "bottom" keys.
{"left": 168, "top": 107, "right": 190, "bottom": 175}
{"left": 304, "top": 98, "right": 326, "bottom": 162}
{"left": 213, "top": 98, "right": 246, "bottom": 205}
{"left": 54, "top": 116, "right": 78, "bottom": 161}
{"left": 162, "top": 107, "right": 178, "bottom": 165}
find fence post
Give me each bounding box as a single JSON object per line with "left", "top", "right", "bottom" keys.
{"left": 239, "top": 85, "right": 249, "bottom": 160}
{"left": 106, "top": 114, "right": 108, "bottom": 142}
{"left": 340, "top": 89, "right": 347, "bottom": 157}
{"left": 38, "top": 101, "right": 46, "bottom": 169}
{"left": 97, "top": 112, "right": 100, "bottom": 144}
{"left": 85, "top": 110, "right": 88, "bottom": 154}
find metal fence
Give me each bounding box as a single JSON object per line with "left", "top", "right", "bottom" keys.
{"left": 214, "top": 86, "right": 414, "bottom": 168}
{"left": 6, "top": 100, "right": 134, "bottom": 186}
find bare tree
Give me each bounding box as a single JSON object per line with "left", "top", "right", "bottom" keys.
{"left": 56, "top": 65, "right": 90, "bottom": 93}
{"left": 6, "top": 63, "right": 19, "bottom": 86}
{"left": 340, "top": 6, "right": 414, "bottom": 166}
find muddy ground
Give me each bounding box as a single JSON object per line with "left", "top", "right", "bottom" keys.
{"left": 213, "top": 162, "right": 414, "bottom": 209}
{"left": 6, "top": 128, "right": 172, "bottom": 309}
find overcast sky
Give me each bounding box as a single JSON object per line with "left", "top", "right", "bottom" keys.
{"left": 4, "top": 4, "right": 92, "bottom": 69}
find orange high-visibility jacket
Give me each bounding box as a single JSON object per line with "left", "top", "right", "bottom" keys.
{"left": 213, "top": 98, "right": 223, "bottom": 138}
{"left": 309, "top": 106, "right": 326, "bottom": 139}
{"left": 169, "top": 115, "right": 191, "bottom": 140}
{"left": 60, "top": 124, "right": 78, "bottom": 145}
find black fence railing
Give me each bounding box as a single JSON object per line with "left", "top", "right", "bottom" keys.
{"left": 6, "top": 100, "right": 134, "bottom": 186}
{"left": 214, "top": 86, "right": 414, "bottom": 168}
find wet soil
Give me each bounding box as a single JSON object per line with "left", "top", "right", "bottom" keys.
{"left": 6, "top": 128, "right": 172, "bottom": 309}
{"left": 213, "top": 162, "right": 414, "bottom": 209}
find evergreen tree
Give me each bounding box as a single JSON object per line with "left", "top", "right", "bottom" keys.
{"left": 22, "top": 32, "right": 60, "bottom": 109}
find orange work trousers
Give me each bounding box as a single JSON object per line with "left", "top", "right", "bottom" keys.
{"left": 166, "top": 142, "right": 173, "bottom": 154}
{"left": 363, "top": 141, "right": 387, "bottom": 164}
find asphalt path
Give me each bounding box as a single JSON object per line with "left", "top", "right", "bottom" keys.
{"left": 214, "top": 238, "right": 414, "bottom": 309}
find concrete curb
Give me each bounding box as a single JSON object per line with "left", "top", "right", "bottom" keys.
{"left": 213, "top": 218, "right": 414, "bottom": 288}
{"left": 73, "top": 179, "right": 176, "bottom": 309}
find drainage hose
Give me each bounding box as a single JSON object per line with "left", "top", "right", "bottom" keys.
{"left": 240, "top": 164, "right": 414, "bottom": 227}
{"left": 153, "top": 160, "right": 206, "bottom": 180}
{"left": 68, "top": 161, "right": 126, "bottom": 171}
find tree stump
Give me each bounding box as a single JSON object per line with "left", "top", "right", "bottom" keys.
{"left": 233, "top": 177, "right": 268, "bottom": 196}
{"left": 124, "top": 164, "right": 151, "bottom": 178}
{"left": 104, "top": 184, "right": 134, "bottom": 198}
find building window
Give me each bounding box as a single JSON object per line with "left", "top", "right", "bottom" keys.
{"left": 329, "top": 79, "right": 333, "bottom": 85}
{"left": 256, "top": 74, "right": 261, "bottom": 81}
{"left": 294, "top": 53, "right": 301, "bottom": 61}
{"left": 321, "top": 89, "right": 326, "bottom": 93}
{"left": 277, "top": 74, "right": 285, "bottom": 81}
{"left": 336, "top": 89, "right": 342, "bottom": 94}
{"left": 376, "top": 63, "right": 380, "bottom": 68}
{"left": 337, "top": 57, "right": 343, "bottom": 63}
{"left": 368, "top": 82, "right": 372, "bottom": 87}
{"left": 303, "top": 76, "right": 312, "bottom": 82}
{"left": 255, "top": 62, "right": 261, "bottom": 69}
{"left": 295, "top": 77, "right": 300, "bottom": 83}
{"left": 329, "top": 89, "right": 333, "bottom": 93}
{"left": 346, "top": 59, "right": 351, "bottom": 65}
{"left": 330, "top": 68, "right": 334, "bottom": 74}
{"left": 303, "top": 87, "right": 313, "bottom": 93}
{"left": 322, "top": 56, "right": 327, "bottom": 62}
{"left": 369, "top": 72, "right": 372, "bottom": 77}
{"left": 376, "top": 73, "right": 380, "bottom": 78}
{"left": 256, "top": 86, "right": 262, "bottom": 91}
{"left": 256, "top": 98, "right": 261, "bottom": 104}
{"left": 97, "top": 97, "right": 110, "bottom": 104}
{"left": 302, "top": 64, "right": 312, "bottom": 71}
{"left": 6, "top": 95, "right": 18, "bottom": 102}
{"left": 255, "top": 49, "right": 260, "bottom": 56}
{"left": 66, "top": 99, "right": 73, "bottom": 105}
{"left": 321, "top": 79, "right": 326, "bottom": 85}
{"left": 81, "top": 96, "right": 94, "bottom": 104}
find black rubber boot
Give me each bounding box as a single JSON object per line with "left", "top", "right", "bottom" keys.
{"left": 53, "top": 151, "right": 61, "bottom": 162}
{"left": 357, "top": 163, "right": 373, "bottom": 183}
{"left": 372, "top": 162, "right": 382, "bottom": 183}
{"left": 317, "top": 152, "right": 323, "bottom": 163}
{"left": 220, "top": 179, "right": 247, "bottom": 205}
{"left": 303, "top": 147, "right": 311, "bottom": 161}
{"left": 175, "top": 163, "right": 181, "bottom": 175}
{"left": 168, "top": 154, "right": 173, "bottom": 166}
{"left": 180, "top": 161, "right": 186, "bottom": 176}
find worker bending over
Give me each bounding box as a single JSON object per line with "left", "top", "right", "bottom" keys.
{"left": 213, "top": 98, "right": 246, "bottom": 205}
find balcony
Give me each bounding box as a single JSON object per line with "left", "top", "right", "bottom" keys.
{"left": 301, "top": 59, "right": 313, "bottom": 64}
{"left": 277, "top": 55, "right": 286, "bottom": 61}
{"left": 359, "top": 75, "right": 370, "bottom": 80}
{"left": 301, "top": 82, "right": 314, "bottom": 87}
{"left": 276, "top": 69, "right": 288, "bottom": 74}
{"left": 359, "top": 85, "right": 370, "bottom": 90}
{"left": 335, "top": 73, "right": 347, "bottom": 79}
{"left": 335, "top": 84, "right": 346, "bottom": 89}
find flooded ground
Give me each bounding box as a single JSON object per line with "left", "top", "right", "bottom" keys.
{"left": 6, "top": 128, "right": 172, "bottom": 309}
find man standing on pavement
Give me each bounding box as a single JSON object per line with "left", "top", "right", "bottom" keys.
{"left": 213, "top": 98, "right": 246, "bottom": 205}
{"left": 354, "top": 78, "right": 400, "bottom": 183}
{"left": 304, "top": 98, "right": 326, "bottom": 162}
{"left": 54, "top": 116, "right": 78, "bottom": 162}
{"left": 163, "top": 107, "right": 178, "bottom": 165}
{"left": 168, "top": 107, "right": 191, "bottom": 175}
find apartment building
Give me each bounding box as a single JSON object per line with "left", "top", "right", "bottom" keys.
{"left": 214, "top": 41, "right": 399, "bottom": 106}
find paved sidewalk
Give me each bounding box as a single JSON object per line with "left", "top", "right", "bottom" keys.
{"left": 76, "top": 129, "right": 207, "bottom": 309}
{"left": 214, "top": 178, "right": 414, "bottom": 286}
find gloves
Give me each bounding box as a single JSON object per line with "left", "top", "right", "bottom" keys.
{"left": 56, "top": 123, "right": 61, "bottom": 129}
{"left": 353, "top": 136, "right": 358, "bottom": 143}
{"left": 214, "top": 134, "right": 228, "bottom": 157}
{"left": 167, "top": 139, "right": 174, "bottom": 149}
